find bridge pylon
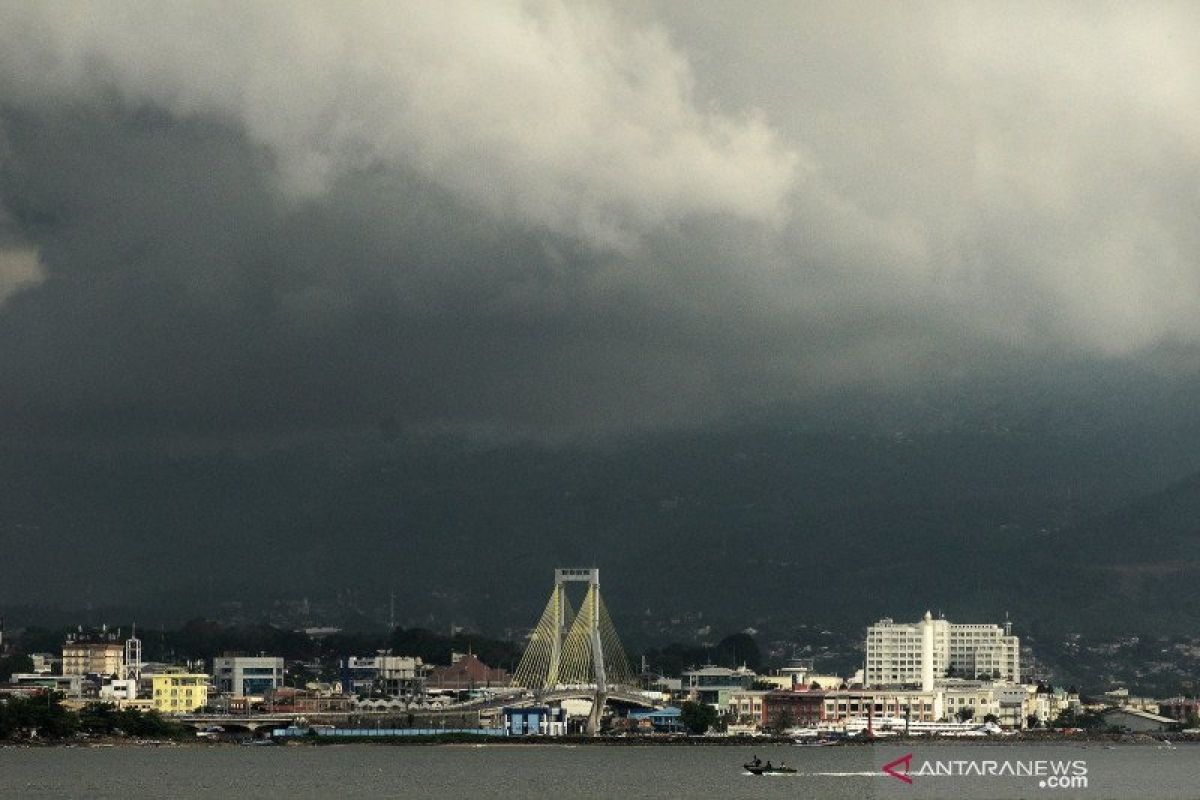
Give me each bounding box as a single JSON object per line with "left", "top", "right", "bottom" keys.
{"left": 512, "top": 569, "right": 633, "bottom": 732}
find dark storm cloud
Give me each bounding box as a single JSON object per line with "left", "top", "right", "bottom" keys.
{"left": 0, "top": 98, "right": 786, "bottom": 438}
{"left": 1, "top": 2, "right": 1199, "bottom": 440}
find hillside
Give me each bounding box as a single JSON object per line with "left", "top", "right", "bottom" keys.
{"left": 5, "top": 422, "right": 1200, "bottom": 640}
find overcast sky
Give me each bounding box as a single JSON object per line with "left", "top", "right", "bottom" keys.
{"left": 2, "top": 1, "right": 1198, "bottom": 442}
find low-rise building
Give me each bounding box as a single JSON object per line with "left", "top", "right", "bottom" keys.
{"left": 263, "top": 687, "right": 352, "bottom": 713}
{"left": 503, "top": 705, "right": 567, "bottom": 736}
{"left": 1027, "top": 684, "right": 1080, "bottom": 726}
{"left": 763, "top": 689, "right": 826, "bottom": 729}
{"left": 1098, "top": 688, "right": 1160, "bottom": 715}
{"left": 9, "top": 673, "right": 82, "bottom": 695}
{"left": 212, "top": 655, "right": 285, "bottom": 698}
{"left": 803, "top": 675, "right": 847, "bottom": 691}
{"left": 427, "top": 652, "right": 510, "bottom": 691}
{"left": 626, "top": 706, "right": 685, "bottom": 734}
{"left": 646, "top": 676, "right": 682, "bottom": 698}
{"left": 149, "top": 672, "right": 209, "bottom": 714}
{"left": 1100, "top": 708, "right": 1177, "bottom": 733}
{"left": 763, "top": 682, "right": 1034, "bottom": 730}
{"left": 770, "top": 659, "right": 845, "bottom": 691}
{"left": 340, "top": 652, "right": 428, "bottom": 697}
{"left": 28, "top": 654, "right": 58, "bottom": 675}
{"left": 98, "top": 679, "right": 139, "bottom": 702}
{"left": 681, "top": 665, "right": 756, "bottom": 707}
{"left": 818, "top": 688, "right": 941, "bottom": 725}
{"left": 94, "top": 681, "right": 154, "bottom": 711}
{"left": 726, "top": 689, "right": 770, "bottom": 729}
{"left": 1158, "top": 697, "right": 1200, "bottom": 723}
{"left": 940, "top": 680, "right": 1002, "bottom": 722}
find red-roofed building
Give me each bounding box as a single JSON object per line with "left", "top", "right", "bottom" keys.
{"left": 427, "top": 652, "right": 510, "bottom": 691}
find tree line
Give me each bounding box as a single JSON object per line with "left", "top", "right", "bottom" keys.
{"left": 0, "top": 694, "right": 183, "bottom": 741}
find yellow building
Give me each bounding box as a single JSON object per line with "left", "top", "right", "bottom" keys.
{"left": 150, "top": 673, "right": 210, "bottom": 714}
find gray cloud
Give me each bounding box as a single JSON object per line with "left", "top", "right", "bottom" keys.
{"left": 0, "top": 1, "right": 1198, "bottom": 441}
{"left": 652, "top": 1, "right": 1200, "bottom": 355}
{"left": 1, "top": 1, "right": 797, "bottom": 248}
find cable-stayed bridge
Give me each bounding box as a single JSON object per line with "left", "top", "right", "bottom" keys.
{"left": 511, "top": 568, "right": 638, "bottom": 732}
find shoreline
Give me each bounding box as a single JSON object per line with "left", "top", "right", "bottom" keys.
{"left": 4, "top": 731, "right": 1196, "bottom": 749}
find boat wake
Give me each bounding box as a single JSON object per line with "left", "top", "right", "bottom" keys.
{"left": 742, "top": 771, "right": 879, "bottom": 778}
{"left": 808, "top": 771, "right": 881, "bottom": 777}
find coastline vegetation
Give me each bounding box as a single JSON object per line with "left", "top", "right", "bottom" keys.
{"left": 0, "top": 694, "right": 185, "bottom": 742}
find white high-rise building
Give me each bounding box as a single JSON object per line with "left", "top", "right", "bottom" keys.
{"left": 865, "top": 612, "right": 1019, "bottom": 690}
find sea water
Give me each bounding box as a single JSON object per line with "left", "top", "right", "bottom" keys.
{"left": 0, "top": 741, "right": 1194, "bottom": 799}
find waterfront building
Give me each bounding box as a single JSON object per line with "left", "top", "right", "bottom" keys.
{"left": 626, "top": 706, "right": 685, "bottom": 733}
{"left": 762, "top": 689, "right": 832, "bottom": 729}
{"left": 149, "top": 672, "right": 210, "bottom": 714}
{"left": 725, "top": 689, "right": 770, "bottom": 729}
{"left": 340, "top": 651, "right": 428, "bottom": 696}
{"left": 1099, "top": 707, "right": 1177, "bottom": 733}
{"left": 680, "top": 664, "right": 756, "bottom": 707}
{"left": 503, "top": 705, "right": 567, "bottom": 736}
{"left": 62, "top": 629, "right": 124, "bottom": 677}
{"left": 865, "top": 612, "right": 1019, "bottom": 690}
{"left": 817, "top": 688, "right": 940, "bottom": 725}
{"left": 762, "top": 680, "right": 1051, "bottom": 731}
{"left": 427, "top": 652, "right": 510, "bottom": 691}
{"left": 1098, "top": 687, "right": 1160, "bottom": 714}
{"left": 263, "top": 686, "right": 352, "bottom": 713}
{"left": 939, "top": 680, "right": 1005, "bottom": 722}
{"left": 97, "top": 679, "right": 153, "bottom": 710}
{"left": 211, "top": 655, "right": 285, "bottom": 697}
{"left": 762, "top": 687, "right": 963, "bottom": 730}
{"left": 1158, "top": 697, "right": 1200, "bottom": 723}
{"left": 1028, "top": 685, "right": 1080, "bottom": 726}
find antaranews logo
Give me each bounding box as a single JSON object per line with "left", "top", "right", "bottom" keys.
{"left": 881, "top": 752, "right": 1089, "bottom": 790}
{"left": 882, "top": 753, "right": 914, "bottom": 784}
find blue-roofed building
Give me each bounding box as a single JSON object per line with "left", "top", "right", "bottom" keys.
{"left": 628, "top": 706, "right": 685, "bottom": 733}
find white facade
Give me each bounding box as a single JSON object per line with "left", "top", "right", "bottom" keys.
{"left": 865, "top": 612, "right": 1019, "bottom": 690}
{"left": 341, "top": 652, "right": 427, "bottom": 696}
{"left": 99, "top": 679, "right": 139, "bottom": 701}
{"left": 28, "top": 653, "right": 58, "bottom": 675}
{"left": 212, "top": 656, "right": 285, "bottom": 697}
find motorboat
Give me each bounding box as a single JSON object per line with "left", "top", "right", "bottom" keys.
{"left": 743, "top": 758, "right": 797, "bottom": 775}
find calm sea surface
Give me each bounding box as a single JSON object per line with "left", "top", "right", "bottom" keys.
{"left": 1, "top": 742, "right": 1195, "bottom": 799}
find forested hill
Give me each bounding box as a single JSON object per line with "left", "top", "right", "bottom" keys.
{"left": 3, "top": 420, "right": 1200, "bottom": 638}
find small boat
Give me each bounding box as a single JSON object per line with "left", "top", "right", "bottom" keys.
{"left": 743, "top": 760, "right": 797, "bottom": 776}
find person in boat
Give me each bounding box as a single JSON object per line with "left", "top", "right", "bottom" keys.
{"left": 766, "top": 761, "right": 773, "bottom": 770}
{"left": 752, "top": 755, "right": 761, "bottom": 766}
